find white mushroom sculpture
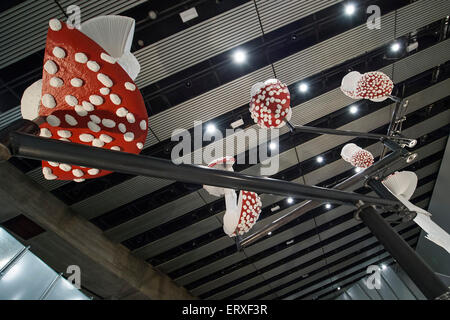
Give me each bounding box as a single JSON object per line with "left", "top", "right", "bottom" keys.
{"left": 382, "top": 171, "right": 450, "bottom": 254}
{"left": 341, "top": 143, "right": 374, "bottom": 169}
{"left": 203, "top": 157, "right": 263, "bottom": 237}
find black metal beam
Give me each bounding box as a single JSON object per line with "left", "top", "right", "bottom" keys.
{"left": 4, "top": 131, "right": 400, "bottom": 208}
{"left": 358, "top": 205, "right": 449, "bottom": 299}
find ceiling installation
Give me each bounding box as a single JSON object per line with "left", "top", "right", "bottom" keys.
{"left": 0, "top": 0, "right": 449, "bottom": 300}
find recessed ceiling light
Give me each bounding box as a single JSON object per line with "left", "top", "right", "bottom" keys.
{"left": 298, "top": 83, "right": 308, "bottom": 93}
{"left": 267, "top": 231, "right": 272, "bottom": 236}
{"left": 391, "top": 42, "right": 401, "bottom": 52}
{"left": 325, "top": 203, "right": 331, "bottom": 209}
{"left": 345, "top": 3, "right": 356, "bottom": 16}
{"left": 349, "top": 105, "right": 358, "bottom": 114}
{"left": 233, "top": 49, "right": 246, "bottom": 64}
{"left": 316, "top": 156, "right": 324, "bottom": 163}
{"left": 337, "top": 286, "right": 341, "bottom": 290}
{"left": 287, "top": 197, "right": 294, "bottom": 204}
{"left": 206, "top": 124, "right": 216, "bottom": 133}
{"left": 381, "top": 264, "right": 387, "bottom": 270}
{"left": 269, "top": 142, "right": 277, "bottom": 150}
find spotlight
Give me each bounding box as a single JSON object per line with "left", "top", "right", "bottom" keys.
{"left": 344, "top": 3, "right": 356, "bottom": 16}
{"left": 287, "top": 197, "right": 294, "bottom": 204}
{"left": 349, "top": 105, "right": 358, "bottom": 114}
{"left": 316, "top": 156, "right": 324, "bottom": 163}
{"left": 337, "top": 286, "right": 341, "bottom": 291}
{"left": 206, "top": 124, "right": 216, "bottom": 133}
{"left": 391, "top": 42, "right": 401, "bottom": 52}
{"left": 233, "top": 49, "right": 246, "bottom": 64}
{"left": 381, "top": 264, "right": 387, "bottom": 270}
{"left": 325, "top": 203, "right": 331, "bottom": 209}
{"left": 269, "top": 142, "right": 277, "bottom": 151}
{"left": 268, "top": 231, "right": 272, "bottom": 236}
{"left": 298, "top": 83, "right": 308, "bottom": 93}
{"left": 354, "top": 167, "right": 362, "bottom": 173}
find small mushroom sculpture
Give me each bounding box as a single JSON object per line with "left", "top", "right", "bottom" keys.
{"left": 341, "top": 71, "right": 394, "bottom": 102}
{"left": 382, "top": 171, "right": 417, "bottom": 200}
{"left": 341, "top": 143, "right": 374, "bottom": 169}
{"left": 20, "top": 17, "right": 148, "bottom": 182}
{"left": 249, "top": 79, "right": 292, "bottom": 129}
{"left": 203, "top": 157, "right": 263, "bottom": 237}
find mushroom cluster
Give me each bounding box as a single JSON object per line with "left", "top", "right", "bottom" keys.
{"left": 341, "top": 71, "right": 394, "bottom": 102}
{"left": 341, "top": 143, "right": 374, "bottom": 169}
{"left": 203, "top": 157, "right": 263, "bottom": 237}
{"left": 20, "top": 18, "right": 148, "bottom": 182}
{"left": 249, "top": 79, "right": 292, "bottom": 129}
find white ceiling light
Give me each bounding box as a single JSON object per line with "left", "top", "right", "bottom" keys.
{"left": 298, "top": 83, "right": 308, "bottom": 93}
{"left": 267, "top": 231, "right": 272, "bottom": 236}
{"left": 316, "top": 156, "right": 324, "bottom": 163}
{"left": 233, "top": 50, "right": 246, "bottom": 64}
{"left": 391, "top": 42, "right": 401, "bottom": 52}
{"left": 355, "top": 167, "right": 362, "bottom": 173}
{"left": 269, "top": 142, "right": 277, "bottom": 150}
{"left": 349, "top": 105, "right": 358, "bottom": 114}
{"left": 345, "top": 3, "right": 356, "bottom": 16}
{"left": 325, "top": 203, "right": 331, "bottom": 209}
{"left": 381, "top": 264, "right": 387, "bottom": 270}
{"left": 337, "top": 286, "right": 341, "bottom": 290}
{"left": 206, "top": 124, "right": 216, "bottom": 133}
{"left": 287, "top": 197, "right": 294, "bottom": 204}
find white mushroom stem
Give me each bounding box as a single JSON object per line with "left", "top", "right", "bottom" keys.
{"left": 223, "top": 189, "right": 240, "bottom": 236}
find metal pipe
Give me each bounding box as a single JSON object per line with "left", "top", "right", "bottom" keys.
{"left": 7, "top": 132, "right": 399, "bottom": 207}
{"left": 240, "top": 149, "right": 407, "bottom": 247}
{"left": 359, "top": 205, "right": 449, "bottom": 299}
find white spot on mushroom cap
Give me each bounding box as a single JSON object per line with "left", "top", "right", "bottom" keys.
{"left": 52, "top": 47, "right": 66, "bottom": 59}
{"left": 44, "top": 172, "right": 58, "bottom": 180}
{"left": 87, "top": 61, "right": 100, "bottom": 72}
{"left": 48, "top": 161, "right": 59, "bottom": 167}
{"left": 42, "top": 94, "right": 56, "bottom": 108}
{"left": 124, "top": 132, "right": 134, "bottom": 142}
{"left": 59, "top": 163, "right": 71, "bottom": 172}
{"left": 72, "top": 169, "right": 84, "bottom": 177}
{"left": 70, "top": 78, "right": 83, "bottom": 87}
{"left": 59, "top": 138, "right": 70, "bottom": 142}
{"left": 111, "top": 146, "right": 121, "bottom": 151}
{"left": 46, "top": 115, "right": 60, "bottom": 127}
{"left": 82, "top": 101, "right": 94, "bottom": 112}
{"left": 89, "top": 114, "right": 101, "bottom": 124}
{"left": 75, "top": 52, "right": 88, "bottom": 63}
{"left": 100, "top": 134, "right": 113, "bottom": 143}
{"left": 79, "top": 133, "right": 94, "bottom": 142}
{"left": 110, "top": 93, "right": 121, "bottom": 105}
{"left": 88, "top": 121, "right": 101, "bottom": 133}
{"left": 65, "top": 95, "right": 78, "bottom": 106}
{"left": 116, "top": 107, "right": 128, "bottom": 117}
{"left": 89, "top": 95, "right": 103, "bottom": 106}
{"left": 136, "top": 142, "right": 143, "bottom": 150}
{"left": 57, "top": 130, "right": 72, "bottom": 138}
{"left": 118, "top": 123, "right": 126, "bottom": 133}
{"left": 126, "top": 112, "right": 135, "bottom": 123}
{"left": 49, "top": 19, "right": 62, "bottom": 31}
{"left": 97, "top": 73, "right": 113, "bottom": 87}
{"left": 40, "top": 128, "right": 52, "bottom": 138}
{"left": 49, "top": 77, "right": 63, "bottom": 87}
{"left": 87, "top": 168, "right": 100, "bottom": 175}
{"left": 44, "top": 60, "right": 58, "bottom": 74}
{"left": 92, "top": 138, "right": 104, "bottom": 147}
{"left": 75, "top": 105, "right": 88, "bottom": 116}
{"left": 100, "top": 87, "right": 110, "bottom": 95}
{"left": 102, "top": 119, "right": 115, "bottom": 128}
{"left": 100, "top": 52, "right": 116, "bottom": 64}
{"left": 125, "top": 82, "right": 136, "bottom": 91}
{"left": 139, "top": 120, "right": 147, "bottom": 130}
{"left": 73, "top": 178, "right": 85, "bottom": 182}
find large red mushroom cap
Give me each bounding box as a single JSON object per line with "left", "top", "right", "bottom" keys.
{"left": 36, "top": 19, "right": 148, "bottom": 182}
{"left": 341, "top": 143, "right": 374, "bottom": 169}
{"left": 203, "top": 156, "right": 235, "bottom": 197}
{"left": 249, "top": 79, "right": 291, "bottom": 129}
{"left": 223, "top": 190, "right": 262, "bottom": 237}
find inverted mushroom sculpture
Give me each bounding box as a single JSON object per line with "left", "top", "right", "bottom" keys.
{"left": 341, "top": 71, "right": 394, "bottom": 102}
{"left": 20, "top": 17, "right": 148, "bottom": 182}
{"left": 249, "top": 79, "right": 292, "bottom": 129}
{"left": 382, "top": 171, "right": 450, "bottom": 254}
{"left": 203, "top": 157, "right": 263, "bottom": 237}
{"left": 341, "top": 143, "right": 374, "bottom": 169}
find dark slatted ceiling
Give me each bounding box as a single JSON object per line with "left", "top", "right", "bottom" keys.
{"left": 0, "top": 0, "right": 449, "bottom": 300}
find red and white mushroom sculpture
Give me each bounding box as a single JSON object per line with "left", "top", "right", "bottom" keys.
{"left": 20, "top": 17, "right": 148, "bottom": 182}
{"left": 249, "top": 79, "right": 292, "bottom": 129}
{"left": 341, "top": 143, "right": 374, "bottom": 169}
{"left": 341, "top": 71, "right": 394, "bottom": 102}
{"left": 203, "top": 157, "right": 263, "bottom": 237}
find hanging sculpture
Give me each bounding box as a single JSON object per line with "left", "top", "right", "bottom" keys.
{"left": 382, "top": 171, "right": 450, "bottom": 253}
{"left": 249, "top": 79, "right": 292, "bottom": 129}
{"left": 203, "top": 157, "right": 262, "bottom": 237}
{"left": 340, "top": 143, "right": 374, "bottom": 169}
{"left": 20, "top": 17, "right": 148, "bottom": 182}
{"left": 341, "top": 70, "right": 394, "bottom": 102}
